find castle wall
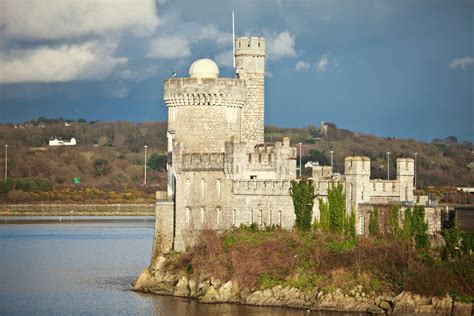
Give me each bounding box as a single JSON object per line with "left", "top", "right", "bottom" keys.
{"left": 164, "top": 78, "right": 245, "bottom": 153}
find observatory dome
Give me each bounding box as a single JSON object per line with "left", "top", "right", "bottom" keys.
{"left": 189, "top": 59, "right": 219, "bottom": 79}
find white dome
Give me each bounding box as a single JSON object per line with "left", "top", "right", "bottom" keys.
{"left": 189, "top": 59, "right": 219, "bottom": 79}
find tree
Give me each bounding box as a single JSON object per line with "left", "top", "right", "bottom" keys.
{"left": 290, "top": 179, "right": 316, "bottom": 232}
{"left": 148, "top": 153, "right": 167, "bottom": 171}
{"left": 328, "top": 184, "right": 345, "bottom": 233}
{"left": 318, "top": 198, "right": 330, "bottom": 232}
{"left": 93, "top": 158, "right": 111, "bottom": 176}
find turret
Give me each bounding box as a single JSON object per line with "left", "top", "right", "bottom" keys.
{"left": 235, "top": 36, "right": 265, "bottom": 150}
{"left": 344, "top": 157, "right": 371, "bottom": 214}
{"left": 396, "top": 158, "right": 414, "bottom": 202}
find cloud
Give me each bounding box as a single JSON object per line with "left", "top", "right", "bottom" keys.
{"left": 315, "top": 55, "right": 338, "bottom": 72}
{"left": 266, "top": 31, "right": 297, "bottom": 61}
{"left": 0, "top": 0, "right": 160, "bottom": 40}
{"left": 215, "top": 50, "right": 234, "bottom": 68}
{"left": 295, "top": 60, "right": 311, "bottom": 71}
{"left": 0, "top": 42, "right": 127, "bottom": 83}
{"left": 146, "top": 36, "right": 191, "bottom": 59}
{"left": 197, "top": 25, "right": 232, "bottom": 46}
{"left": 449, "top": 57, "right": 474, "bottom": 70}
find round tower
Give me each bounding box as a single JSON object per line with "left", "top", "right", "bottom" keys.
{"left": 235, "top": 36, "right": 265, "bottom": 150}
{"left": 163, "top": 59, "right": 246, "bottom": 153}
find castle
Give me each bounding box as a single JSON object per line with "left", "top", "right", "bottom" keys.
{"left": 154, "top": 36, "right": 440, "bottom": 253}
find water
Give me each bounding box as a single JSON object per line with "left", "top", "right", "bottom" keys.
{"left": 0, "top": 216, "right": 355, "bottom": 315}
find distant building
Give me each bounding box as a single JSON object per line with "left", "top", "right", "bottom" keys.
{"left": 49, "top": 137, "right": 77, "bottom": 146}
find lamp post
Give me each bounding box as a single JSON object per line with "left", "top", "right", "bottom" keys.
{"left": 330, "top": 150, "right": 334, "bottom": 171}
{"left": 298, "top": 143, "right": 302, "bottom": 178}
{"left": 413, "top": 152, "right": 418, "bottom": 189}
{"left": 386, "top": 152, "right": 391, "bottom": 180}
{"left": 4, "top": 144, "right": 7, "bottom": 180}
{"left": 144, "top": 145, "right": 148, "bottom": 185}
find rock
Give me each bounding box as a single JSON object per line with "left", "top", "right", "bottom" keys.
{"left": 150, "top": 256, "right": 167, "bottom": 272}
{"left": 430, "top": 233, "right": 447, "bottom": 249}
{"left": 367, "top": 306, "right": 385, "bottom": 314}
{"left": 218, "top": 281, "right": 233, "bottom": 302}
{"left": 246, "top": 290, "right": 264, "bottom": 305}
{"left": 239, "top": 286, "right": 251, "bottom": 301}
{"left": 432, "top": 295, "right": 453, "bottom": 315}
{"left": 201, "top": 285, "right": 220, "bottom": 303}
{"left": 188, "top": 278, "right": 198, "bottom": 297}
{"left": 379, "top": 301, "right": 391, "bottom": 312}
{"left": 174, "top": 275, "right": 190, "bottom": 297}
{"left": 196, "top": 279, "right": 210, "bottom": 297}
{"left": 453, "top": 301, "right": 473, "bottom": 316}
{"left": 210, "top": 276, "right": 221, "bottom": 288}
{"left": 132, "top": 269, "right": 153, "bottom": 291}
{"left": 230, "top": 280, "right": 240, "bottom": 301}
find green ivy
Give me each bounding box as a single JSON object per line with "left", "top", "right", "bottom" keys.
{"left": 328, "top": 184, "right": 345, "bottom": 234}
{"left": 390, "top": 205, "right": 400, "bottom": 235}
{"left": 290, "top": 179, "right": 316, "bottom": 232}
{"left": 369, "top": 208, "right": 379, "bottom": 236}
{"left": 318, "top": 198, "right": 330, "bottom": 232}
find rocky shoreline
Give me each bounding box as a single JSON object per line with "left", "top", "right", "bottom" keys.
{"left": 133, "top": 256, "right": 472, "bottom": 315}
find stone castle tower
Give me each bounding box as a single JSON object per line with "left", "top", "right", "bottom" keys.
{"left": 153, "top": 34, "right": 424, "bottom": 254}
{"left": 235, "top": 37, "right": 265, "bottom": 149}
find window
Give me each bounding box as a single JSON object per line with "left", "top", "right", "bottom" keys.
{"left": 216, "top": 179, "right": 222, "bottom": 200}
{"left": 278, "top": 210, "right": 282, "bottom": 227}
{"left": 200, "top": 208, "right": 205, "bottom": 224}
{"left": 186, "top": 179, "right": 191, "bottom": 195}
{"left": 269, "top": 209, "right": 273, "bottom": 226}
{"left": 259, "top": 210, "right": 263, "bottom": 226}
{"left": 250, "top": 175, "right": 257, "bottom": 180}
{"left": 232, "top": 209, "right": 237, "bottom": 226}
{"left": 216, "top": 208, "right": 221, "bottom": 226}
{"left": 200, "top": 179, "right": 205, "bottom": 200}
{"left": 250, "top": 210, "right": 253, "bottom": 224}
{"left": 185, "top": 207, "right": 191, "bottom": 224}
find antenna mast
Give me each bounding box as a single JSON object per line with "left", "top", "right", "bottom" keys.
{"left": 232, "top": 11, "right": 235, "bottom": 69}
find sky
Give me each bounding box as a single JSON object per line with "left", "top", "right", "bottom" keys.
{"left": 0, "top": 0, "right": 472, "bottom": 142}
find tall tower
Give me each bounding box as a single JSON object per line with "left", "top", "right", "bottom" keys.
{"left": 397, "top": 158, "right": 415, "bottom": 202}
{"left": 235, "top": 36, "right": 265, "bottom": 150}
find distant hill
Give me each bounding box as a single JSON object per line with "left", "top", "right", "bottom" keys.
{"left": 0, "top": 118, "right": 472, "bottom": 193}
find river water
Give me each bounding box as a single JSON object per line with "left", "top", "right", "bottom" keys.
{"left": 0, "top": 216, "right": 354, "bottom": 315}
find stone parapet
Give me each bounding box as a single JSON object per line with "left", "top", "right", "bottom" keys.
{"left": 232, "top": 180, "right": 291, "bottom": 195}
{"left": 180, "top": 153, "right": 225, "bottom": 171}
{"left": 164, "top": 78, "right": 246, "bottom": 108}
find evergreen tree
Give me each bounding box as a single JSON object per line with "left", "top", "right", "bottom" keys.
{"left": 328, "top": 184, "right": 345, "bottom": 233}
{"left": 290, "top": 180, "right": 316, "bottom": 232}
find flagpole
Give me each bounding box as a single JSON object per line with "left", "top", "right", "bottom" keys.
{"left": 232, "top": 11, "right": 235, "bottom": 69}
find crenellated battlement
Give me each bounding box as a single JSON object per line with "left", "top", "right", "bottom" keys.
{"left": 164, "top": 78, "right": 246, "bottom": 107}
{"left": 180, "top": 153, "right": 225, "bottom": 171}
{"left": 345, "top": 156, "right": 371, "bottom": 175}
{"left": 232, "top": 180, "right": 291, "bottom": 195}
{"left": 370, "top": 180, "right": 400, "bottom": 196}
{"left": 235, "top": 36, "right": 265, "bottom": 56}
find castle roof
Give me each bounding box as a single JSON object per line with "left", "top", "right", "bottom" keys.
{"left": 189, "top": 59, "right": 219, "bottom": 79}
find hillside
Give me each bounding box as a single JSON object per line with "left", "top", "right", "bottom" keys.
{"left": 0, "top": 118, "right": 472, "bottom": 202}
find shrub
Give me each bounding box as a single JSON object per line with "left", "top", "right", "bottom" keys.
{"left": 0, "top": 179, "right": 13, "bottom": 194}
{"left": 328, "top": 184, "right": 345, "bottom": 234}
{"left": 93, "top": 158, "right": 111, "bottom": 176}
{"left": 318, "top": 198, "right": 330, "bottom": 232}
{"left": 290, "top": 179, "right": 316, "bottom": 232}
{"left": 148, "top": 153, "right": 167, "bottom": 171}
{"left": 347, "top": 209, "right": 356, "bottom": 238}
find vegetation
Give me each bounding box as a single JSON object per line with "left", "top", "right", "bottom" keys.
{"left": 290, "top": 180, "right": 316, "bottom": 232}
{"left": 328, "top": 184, "right": 346, "bottom": 234}
{"left": 165, "top": 227, "right": 474, "bottom": 300}
{"left": 369, "top": 208, "right": 379, "bottom": 236}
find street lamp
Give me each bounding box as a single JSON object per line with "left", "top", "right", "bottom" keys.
{"left": 330, "top": 150, "right": 334, "bottom": 171}
{"left": 386, "top": 152, "right": 391, "bottom": 180}
{"left": 4, "top": 144, "right": 7, "bottom": 180}
{"left": 144, "top": 145, "right": 148, "bottom": 185}
{"left": 298, "top": 143, "right": 302, "bottom": 178}
{"left": 413, "top": 152, "right": 418, "bottom": 189}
